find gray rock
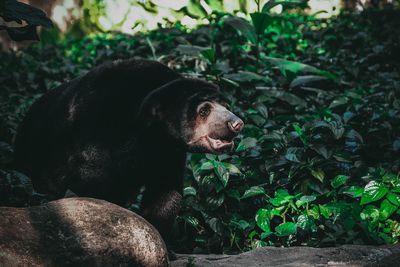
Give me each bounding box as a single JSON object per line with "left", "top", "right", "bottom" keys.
{"left": 0, "top": 197, "right": 169, "bottom": 267}
{"left": 172, "top": 245, "right": 400, "bottom": 267}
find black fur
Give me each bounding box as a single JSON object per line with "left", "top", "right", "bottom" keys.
{"left": 14, "top": 59, "right": 228, "bottom": 240}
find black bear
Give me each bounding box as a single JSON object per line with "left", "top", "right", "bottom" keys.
{"left": 13, "top": 59, "right": 244, "bottom": 240}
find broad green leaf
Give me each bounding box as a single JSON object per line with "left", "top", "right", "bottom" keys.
{"left": 297, "top": 214, "right": 316, "bottom": 231}
{"left": 267, "top": 90, "right": 307, "bottom": 108}
{"left": 250, "top": 12, "right": 270, "bottom": 36}
{"left": 300, "top": 195, "right": 316, "bottom": 203}
{"left": 285, "top": 147, "right": 302, "bottom": 163}
{"left": 310, "top": 144, "right": 331, "bottom": 159}
{"left": 176, "top": 44, "right": 209, "bottom": 56}
{"left": 289, "top": 75, "right": 328, "bottom": 89}
{"left": 181, "top": 215, "right": 199, "bottom": 227}
{"left": 256, "top": 208, "right": 272, "bottom": 233}
{"left": 342, "top": 186, "right": 363, "bottom": 198}
{"left": 213, "top": 161, "right": 229, "bottom": 187}
{"left": 360, "top": 181, "right": 389, "bottom": 205}
{"left": 319, "top": 204, "right": 332, "bottom": 219}
{"left": 328, "top": 120, "right": 345, "bottom": 140}
{"left": 329, "top": 96, "right": 349, "bottom": 108}
{"left": 225, "top": 16, "right": 257, "bottom": 44}
{"left": 331, "top": 175, "right": 349, "bottom": 189}
{"left": 242, "top": 186, "right": 266, "bottom": 199}
{"left": 236, "top": 137, "right": 258, "bottom": 152}
{"left": 270, "top": 189, "right": 294, "bottom": 206}
{"left": 307, "top": 205, "right": 320, "bottom": 220}
{"left": 311, "top": 168, "right": 325, "bottom": 183}
{"left": 262, "top": 0, "right": 308, "bottom": 13}
{"left": 225, "top": 71, "right": 271, "bottom": 83}
{"left": 227, "top": 189, "right": 241, "bottom": 201}
{"left": 296, "top": 214, "right": 308, "bottom": 229}
{"left": 255, "top": 103, "right": 269, "bottom": 119}
{"left": 232, "top": 219, "right": 250, "bottom": 230}
{"left": 264, "top": 56, "right": 336, "bottom": 79}
{"left": 206, "top": 194, "right": 225, "bottom": 209}
{"left": 183, "top": 186, "right": 197, "bottom": 197}
{"left": 208, "top": 217, "right": 223, "bottom": 235}
{"left": 387, "top": 193, "right": 400, "bottom": 206}
{"left": 200, "top": 161, "right": 214, "bottom": 170}
{"left": 379, "top": 199, "right": 397, "bottom": 220}
{"left": 200, "top": 48, "right": 216, "bottom": 63}
{"left": 360, "top": 205, "right": 380, "bottom": 224}
{"left": 222, "top": 163, "right": 242, "bottom": 174}
{"left": 275, "top": 222, "right": 297, "bottom": 236}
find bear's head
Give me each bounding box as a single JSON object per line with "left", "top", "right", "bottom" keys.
{"left": 139, "top": 78, "right": 244, "bottom": 154}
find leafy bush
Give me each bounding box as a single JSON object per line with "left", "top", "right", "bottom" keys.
{"left": 0, "top": 3, "right": 399, "bottom": 254}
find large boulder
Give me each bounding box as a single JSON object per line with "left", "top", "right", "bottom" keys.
{"left": 172, "top": 245, "right": 400, "bottom": 267}
{"left": 0, "top": 197, "right": 169, "bottom": 267}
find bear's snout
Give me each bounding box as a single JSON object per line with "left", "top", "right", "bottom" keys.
{"left": 228, "top": 118, "right": 244, "bottom": 133}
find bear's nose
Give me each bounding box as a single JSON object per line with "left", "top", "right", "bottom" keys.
{"left": 228, "top": 119, "right": 244, "bottom": 133}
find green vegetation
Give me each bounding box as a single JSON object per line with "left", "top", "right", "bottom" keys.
{"left": 1, "top": 1, "right": 399, "bottom": 254}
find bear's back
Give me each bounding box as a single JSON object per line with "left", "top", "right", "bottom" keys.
{"left": 13, "top": 59, "right": 181, "bottom": 188}
{"left": 61, "top": 59, "right": 182, "bottom": 139}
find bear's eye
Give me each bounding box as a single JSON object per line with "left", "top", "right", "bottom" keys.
{"left": 198, "top": 106, "right": 210, "bottom": 118}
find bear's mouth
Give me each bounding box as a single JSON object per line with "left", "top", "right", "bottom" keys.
{"left": 206, "top": 135, "right": 234, "bottom": 152}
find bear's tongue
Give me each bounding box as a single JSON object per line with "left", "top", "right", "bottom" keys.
{"left": 206, "top": 136, "right": 233, "bottom": 151}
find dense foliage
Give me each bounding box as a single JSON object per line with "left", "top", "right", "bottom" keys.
{"left": 1, "top": 3, "right": 399, "bottom": 254}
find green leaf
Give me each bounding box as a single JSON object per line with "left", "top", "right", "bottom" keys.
{"left": 214, "top": 162, "right": 230, "bottom": 187}
{"left": 319, "top": 204, "right": 332, "bottom": 219}
{"left": 360, "top": 181, "right": 389, "bottom": 205}
{"left": 261, "top": 0, "right": 308, "bottom": 13}
{"left": 379, "top": 199, "right": 397, "bottom": 220}
{"left": 232, "top": 219, "right": 250, "bottom": 230}
{"left": 225, "top": 16, "right": 257, "bottom": 44}
{"left": 256, "top": 208, "right": 272, "bottom": 233}
{"left": 387, "top": 193, "right": 400, "bottom": 206}
{"left": 289, "top": 75, "right": 328, "bottom": 89}
{"left": 307, "top": 205, "right": 320, "bottom": 220}
{"left": 206, "top": 194, "right": 225, "bottom": 209}
{"left": 275, "top": 222, "right": 297, "bottom": 236}
{"left": 208, "top": 218, "right": 223, "bottom": 235}
{"left": 267, "top": 90, "right": 307, "bottom": 109}
{"left": 183, "top": 186, "right": 197, "bottom": 197}
{"left": 360, "top": 205, "right": 380, "bottom": 225}
{"left": 264, "top": 57, "right": 336, "bottom": 79}
{"left": 200, "top": 48, "right": 216, "bottom": 63}
{"left": 285, "top": 147, "right": 302, "bottom": 163}
{"left": 250, "top": 12, "right": 270, "bottom": 36}
{"left": 297, "top": 214, "right": 316, "bottom": 231}
{"left": 270, "top": 189, "right": 294, "bottom": 206}
{"left": 236, "top": 137, "right": 258, "bottom": 152}
{"left": 342, "top": 186, "right": 363, "bottom": 198}
{"left": 300, "top": 195, "right": 316, "bottom": 203}
{"left": 225, "top": 71, "right": 271, "bottom": 83}
{"left": 310, "top": 144, "right": 331, "bottom": 159}
{"left": 331, "top": 175, "right": 349, "bottom": 189}
{"left": 311, "top": 168, "right": 325, "bottom": 183}
{"left": 176, "top": 44, "right": 210, "bottom": 56}
{"left": 328, "top": 120, "right": 345, "bottom": 140}
{"left": 222, "top": 163, "right": 242, "bottom": 174}
{"left": 242, "top": 186, "right": 265, "bottom": 199}
{"left": 329, "top": 96, "right": 349, "bottom": 108}
{"left": 200, "top": 161, "right": 214, "bottom": 171}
